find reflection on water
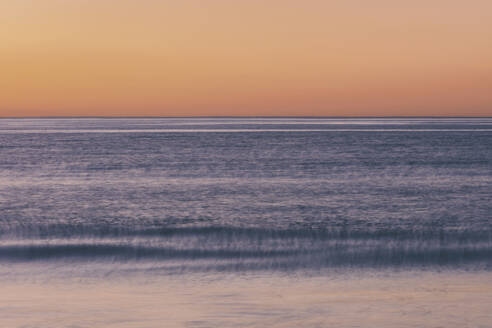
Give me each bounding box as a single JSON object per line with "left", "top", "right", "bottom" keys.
{"left": 1, "top": 269, "right": 492, "bottom": 328}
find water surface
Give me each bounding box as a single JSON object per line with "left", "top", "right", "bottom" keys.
{"left": 1, "top": 117, "right": 491, "bottom": 327}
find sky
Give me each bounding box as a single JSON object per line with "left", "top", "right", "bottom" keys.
{"left": 1, "top": 0, "right": 491, "bottom": 117}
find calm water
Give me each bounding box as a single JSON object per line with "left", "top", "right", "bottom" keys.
{"left": 1, "top": 118, "right": 492, "bottom": 327}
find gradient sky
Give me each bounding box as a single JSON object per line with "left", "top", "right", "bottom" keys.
{"left": 1, "top": 0, "right": 491, "bottom": 116}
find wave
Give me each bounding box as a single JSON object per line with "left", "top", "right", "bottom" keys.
{"left": 1, "top": 242, "right": 490, "bottom": 269}
{"left": 0, "top": 244, "right": 298, "bottom": 261}
{"left": 1, "top": 226, "right": 491, "bottom": 270}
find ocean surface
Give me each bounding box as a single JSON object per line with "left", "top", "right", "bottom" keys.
{"left": 1, "top": 117, "right": 491, "bottom": 327}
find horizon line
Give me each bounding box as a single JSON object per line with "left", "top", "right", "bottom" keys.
{"left": 1, "top": 115, "right": 492, "bottom": 119}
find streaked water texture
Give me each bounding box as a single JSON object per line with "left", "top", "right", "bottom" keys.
{"left": 0, "top": 117, "right": 491, "bottom": 272}
{"left": 2, "top": 118, "right": 492, "bottom": 328}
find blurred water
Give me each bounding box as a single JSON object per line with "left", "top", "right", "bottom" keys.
{"left": 1, "top": 118, "right": 491, "bottom": 327}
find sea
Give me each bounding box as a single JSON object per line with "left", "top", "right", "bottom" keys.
{"left": 0, "top": 117, "right": 491, "bottom": 327}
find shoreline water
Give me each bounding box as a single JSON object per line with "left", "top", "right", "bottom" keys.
{"left": 2, "top": 269, "right": 491, "bottom": 328}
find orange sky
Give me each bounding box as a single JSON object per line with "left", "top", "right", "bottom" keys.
{"left": 1, "top": 0, "right": 491, "bottom": 116}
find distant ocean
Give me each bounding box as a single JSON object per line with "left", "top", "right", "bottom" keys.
{"left": 1, "top": 118, "right": 491, "bottom": 327}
